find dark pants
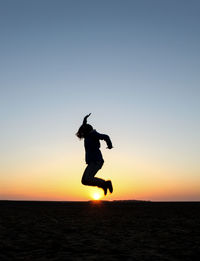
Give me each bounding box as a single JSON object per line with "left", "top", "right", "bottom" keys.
{"left": 81, "top": 161, "right": 105, "bottom": 188}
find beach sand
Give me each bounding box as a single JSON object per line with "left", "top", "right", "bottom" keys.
{"left": 0, "top": 200, "right": 199, "bottom": 260}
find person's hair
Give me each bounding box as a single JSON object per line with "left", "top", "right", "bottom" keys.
{"left": 76, "top": 124, "right": 93, "bottom": 139}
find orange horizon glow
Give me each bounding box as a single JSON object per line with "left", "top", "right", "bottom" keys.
{"left": 1, "top": 180, "right": 199, "bottom": 201}
{"left": 1, "top": 152, "right": 200, "bottom": 202}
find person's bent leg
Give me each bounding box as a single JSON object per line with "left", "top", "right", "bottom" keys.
{"left": 81, "top": 161, "right": 105, "bottom": 188}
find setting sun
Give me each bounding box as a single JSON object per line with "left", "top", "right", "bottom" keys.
{"left": 92, "top": 192, "right": 101, "bottom": 200}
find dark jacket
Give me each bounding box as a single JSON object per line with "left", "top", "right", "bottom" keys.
{"left": 84, "top": 130, "right": 112, "bottom": 164}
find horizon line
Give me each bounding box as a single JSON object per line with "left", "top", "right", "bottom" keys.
{"left": 0, "top": 199, "right": 200, "bottom": 203}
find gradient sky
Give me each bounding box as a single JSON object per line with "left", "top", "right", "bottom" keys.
{"left": 0, "top": 0, "right": 200, "bottom": 201}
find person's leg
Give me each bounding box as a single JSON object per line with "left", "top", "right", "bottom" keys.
{"left": 81, "top": 161, "right": 105, "bottom": 188}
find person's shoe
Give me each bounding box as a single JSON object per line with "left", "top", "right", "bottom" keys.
{"left": 102, "top": 184, "right": 108, "bottom": 196}
{"left": 106, "top": 180, "right": 113, "bottom": 193}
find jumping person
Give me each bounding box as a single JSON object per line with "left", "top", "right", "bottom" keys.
{"left": 76, "top": 113, "right": 113, "bottom": 196}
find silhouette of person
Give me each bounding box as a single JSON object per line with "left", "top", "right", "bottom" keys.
{"left": 76, "top": 113, "right": 113, "bottom": 196}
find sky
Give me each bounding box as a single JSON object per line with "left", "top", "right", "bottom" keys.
{"left": 0, "top": 0, "right": 200, "bottom": 201}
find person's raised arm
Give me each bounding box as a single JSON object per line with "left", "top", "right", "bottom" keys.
{"left": 82, "top": 113, "right": 91, "bottom": 125}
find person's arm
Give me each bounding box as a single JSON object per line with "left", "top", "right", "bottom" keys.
{"left": 82, "top": 113, "right": 91, "bottom": 125}
{"left": 96, "top": 132, "right": 113, "bottom": 149}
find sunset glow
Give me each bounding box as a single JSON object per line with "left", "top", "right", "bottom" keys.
{"left": 92, "top": 192, "right": 101, "bottom": 201}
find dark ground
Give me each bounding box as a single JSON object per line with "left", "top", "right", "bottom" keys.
{"left": 0, "top": 201, "right": 200, "bottom": 261}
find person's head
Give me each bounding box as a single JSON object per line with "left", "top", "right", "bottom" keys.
{"left": 76, "top": 124, "right": 93, "bottom": 139}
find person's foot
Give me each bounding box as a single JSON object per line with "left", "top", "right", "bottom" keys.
{"left": 106, "top": 180, "right": 113, "bottom": 193}
{"left": 102, "top": 183, "right": 108, "bottom": 196}
{"left": 103, "top": 187, "right": 107, "bottom": 196}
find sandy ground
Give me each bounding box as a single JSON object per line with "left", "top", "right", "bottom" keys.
{"left": 0, "top": 200, "right": 200, "bottom": 260}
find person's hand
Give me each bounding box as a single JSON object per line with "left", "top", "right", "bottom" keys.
{"left": 84, "top": 113, "right": 91, "bottom": 119}
{"left": 83, "top": 113, "right": 91, "bottom": 125}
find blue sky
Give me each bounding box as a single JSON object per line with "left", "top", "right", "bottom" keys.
{"left": 0, "top": 0, "right": 200, "bottom": 200}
